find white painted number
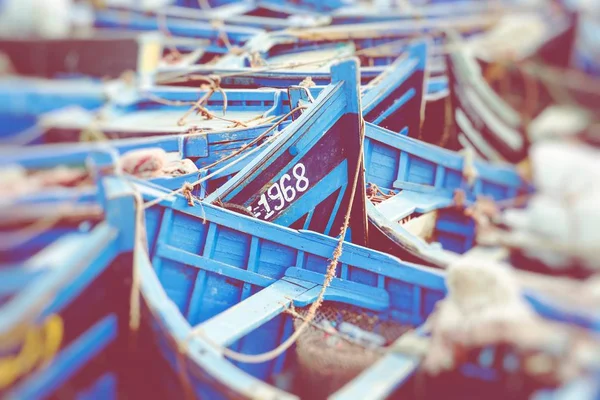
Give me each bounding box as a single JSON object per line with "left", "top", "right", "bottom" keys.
{"left": 251, "top": 162, "right": 310, "bottom": 219}
{"left": 268, "top": 182, "right": 285, "bottom": 211}
{"left": 280, "top": 174, "right": 296, "bottom": 202}
{"left": 293, "top": 163, "right": 309, "bottom": 192}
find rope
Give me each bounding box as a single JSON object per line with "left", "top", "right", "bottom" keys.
{"left": 210, "top": 20, "right": 244, "bottom": 55}
{"left": 129, "top": 191, "right": 147, "bottom": 332}
{"left": 199, "top": 106, "right": 305, "bottom": 173}
{"left": 156, "top": 8, "right": 183, "bottom": 63}
{"left": 157, "top": 39, "right": 416, "bottom": 86}
{"left": 437, "top": 95, "right": 453, "bottom": 148}
{"left": 190, "top": 118, "right": 366, "bottom": 364}
{"left": 177, "top": 75, "right": 228, "bottom": 126}
{"left": 0, "top": 314, "right": 64, "bottom": 390}
{"left": 79, "top": 123, "right": 109, "bottom": 142}
{"left": 140, "top": 106, "right": 306, "bottom": 210}
{"left": 144, "top": 89, "right": 281, "bottom": 130}
{"left": 461, "top": 146, "right": 478, "bottom": 187}
{"left": 366, "top": 183, "right": 395, "bottom": 204}
{"left": 181, "top": 182, "right": 195, "bottom": 206}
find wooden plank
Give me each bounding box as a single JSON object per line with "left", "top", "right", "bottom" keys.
{"left": 284, "top": 267, "right": 389, "bottom": 311}
{"left": 190, "top": 278, "right": 317, "bottom": 348}
{"left": 158, "top": 244, "right": 275, "bottom": 289}
{"left": 375, "top": 191, "right": 453, "bottom": 222}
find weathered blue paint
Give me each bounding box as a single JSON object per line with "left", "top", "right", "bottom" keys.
{"left": 205, "top": 59, "right": 369, "bottom": 245}
{"left": 132, "top": 172, "right": 597, "bottom": 399}
{"left": 134, "top": 176, "right": 446, "bottom": 399}
{"left": 28, "top": 88, "right": 290, "bottom": 167}
{"left": 0, "top": 164, "right": 136, "bottom": 398}
{"left": 0, "top": 78, "right": 106, "bottom": 143}
{"left": 364, "top": 121, "right": 527, "bottom": 265}
{"left": 95, "top": 10, "right": 264, "bottom": 55}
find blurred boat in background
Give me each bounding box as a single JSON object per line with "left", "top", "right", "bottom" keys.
{"left": 0, "top": 0, "right": 599, "bottom": 398}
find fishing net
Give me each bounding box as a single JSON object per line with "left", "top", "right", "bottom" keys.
{"left": 292, "top": 303, "right": 412, "bottom": 398}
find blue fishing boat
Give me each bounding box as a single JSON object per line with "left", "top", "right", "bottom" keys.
{"left": 97, "top": 2, "right": 331, "bottom": 31}
{"left": 1, "top": 48, "right": 429, "bottom": 196}
{"left": 30, "top": 88, "right": 288, "bottom": 155}
{"left": 125, "top": 0, "right": 534, "bottom": 32}
{"left": 327, "top": 0, "right": 540, "bottom": 25}
{"left": 0, "top": 77, "right": 109, "bottom": 144}
{"left": 156, "top": 39, "right": 451, "bottom": 141}
{"left": 0, "top": 152, "right": 137, "bottom": 398}
{"left": 443, "top": 11, "right": 600, "bottom": 163}
{"left": 156, "top": 42, "right": 442, "bottom": 87}
{"left": 153, "top": 13, "right": 496, "bottom": 89}
{"left": 174, "top": 0, "right": 352, "bottom": 12}
{"left": 196, "top": 53, "right": 525, "bottom": 266}
{"left": 204, "top": 59, "right": 368, "bottom": 245}
{"left": 130, "top": 156, "right": 598, "bottom": 400}
{"left": 363, "top": 123, "right": 526, "bottom": 266}
{"left": 200, "top": 118, "right": 525, "bottom": 267}
{"left": 28, "top": 42, "right": 429, "bottom": 150}
{"left": 94, "top": 10, "right": 264, "bottom": 59}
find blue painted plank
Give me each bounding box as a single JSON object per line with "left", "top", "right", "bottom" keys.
{"left": 375, "top": 191, "right": 454, "bottom": 222}
{"left": 191, "top": 279, "right": 316, "bottom": 348}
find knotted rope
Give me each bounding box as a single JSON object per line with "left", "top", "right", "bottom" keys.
{"left": 177, "top": 75, "right": 228, "bottom": 126}
{"left": 366, "top": 183, "right": 395, "bottom": 204}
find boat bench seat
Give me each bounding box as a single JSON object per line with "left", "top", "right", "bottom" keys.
{"left": 375, "top": 190, "right": 454, "bottom": 222}
{"left": 191, "top": 278, "right": 318, "bottom": 348}
{"left": 191, "top": 266, "right": 391, "bottom": 348}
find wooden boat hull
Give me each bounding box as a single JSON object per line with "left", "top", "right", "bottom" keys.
{"left": 0, "top": 78, "right": 106, "bottom": 144}
{"left": 364, "top": 122, "right": 525, "bottom": 266}
{"left": 95, "top": 10, "right": 264, "bottom": 56}
{"left": 132, "top": 175, "right": 597, "bottom": 400}
{"left": 0, "top": 175, "right": 136, "bottom": 398}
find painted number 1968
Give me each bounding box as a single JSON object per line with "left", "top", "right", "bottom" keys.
{"left": 248, "top": 163, "right": 310, "bottom": 220}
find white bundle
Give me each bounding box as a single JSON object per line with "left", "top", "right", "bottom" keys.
{"left": 500, "top": 140, "right": 600, "bottom": 269}
{"left": 529, "top": 140, "right": 600, "bottom": 198}
{"left": 423, "top": 258, "right": 600, "bottom": 382}
{"left": 0, "top": 0, "right": 73, "bottom": 38}
{"left": 30, "top": 165, "right": 89, "bottom": 188}
{"left": 423, "top": 258, "right": 541, "bottom": 375}
{"left": 0, "top": 163, "right": 91, "bottom": 206}
{"left": 467, "top": 13, "right": 552, "bottom": 62}
{"left": 527, "top": 105, "right": 591, "bottom": 143}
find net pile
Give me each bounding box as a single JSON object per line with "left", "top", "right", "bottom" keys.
{"left": 292, "top": 303, "right": 411, "bottom": 398}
